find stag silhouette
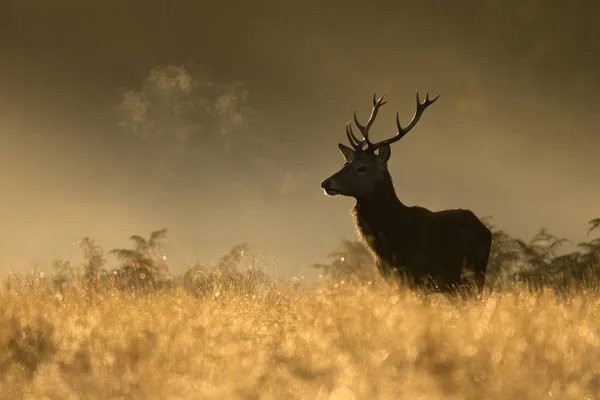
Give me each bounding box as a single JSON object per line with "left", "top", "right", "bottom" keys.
{"left": 320, "top": 92, "right": 491, "bottom": 292}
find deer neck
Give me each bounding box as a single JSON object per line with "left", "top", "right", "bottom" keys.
{"left": 351, "top": 176, "right": 409, "bottom": 263}
{"left": 353, "top": 174, "right": 407, "bottom": 220}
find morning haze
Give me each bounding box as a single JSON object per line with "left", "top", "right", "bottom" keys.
{"left": 1, "top": 0, "right": 599, "bottom": 276}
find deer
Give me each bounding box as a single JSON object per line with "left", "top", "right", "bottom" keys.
{"left": 320, "top": 92, "right": 492, "bottom": 293}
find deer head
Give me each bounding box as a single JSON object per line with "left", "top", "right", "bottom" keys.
{"left": 321, "top": 92, "right": 439, "bottom": 200}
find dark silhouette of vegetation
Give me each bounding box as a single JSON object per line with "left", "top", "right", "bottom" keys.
{"left": 109, "top": 228, "right": 172, "bottom": 291}
{"left": 40, "top": 216, "right": 600, "bottom": 295}
{"left": 51, "top": 238, "right": 107, "bottom": 291}
{"left": 181, "top": 242, "right": 271, "bottom": 298}
{"left": 79, "top": 237, "right": 106, "bottom": 285}
{"left": 51, "top": 260, "right": 81, "bottom": 291}
{"left": 479, "top": 217, "right": 522, "bottom": 283}
{"left": 41, "top": 230, "right": 271, "bottom": 297}
{"left": 311, "top": 239, "right": 379, "bottom": 282}
{"left": 588, "top": 218, "right": 600, "bottom": 235}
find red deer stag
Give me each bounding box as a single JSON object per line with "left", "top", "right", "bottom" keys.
{"left": 320, "top": 92, "right": 491, "bottom": 292}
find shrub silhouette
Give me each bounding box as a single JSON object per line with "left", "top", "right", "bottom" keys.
{"left": 51, "top": 260, "right": 81, "bottom": 291}
{"left": 311, "top": 239, "right": 379, "bottom": 283}
{"left": 108, "top": 228, "right": 172, "bottom": 291}
{"left": 182, "top": 242, "right": 271, "bottom": 298}
{"left": 79, "top": 237, "right": 107, "bottom": 286}
{"left": 41, "top": 216, "right": 600, "bottom": 293}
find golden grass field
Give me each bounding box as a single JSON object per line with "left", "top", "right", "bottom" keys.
{"left": 1, "top": 274, "right": 599, "bottom": 400}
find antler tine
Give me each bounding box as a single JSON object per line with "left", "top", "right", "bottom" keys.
{"left": 349, "top": 93, "right": 388, "bottom": 150}
{"left": 369, "top": 91, "right": 439, "bottom": 151}
{"left": 404, "top": 91, "right": 439, "bottom": 133}
{"left": 365, "top": 94, "right": 387, "bottom": 134}
{"left": 353, "top": 110, "right": 366, "bottom": 133}
{"left": 345, "top": 121, "right": 364, "bottom": 150}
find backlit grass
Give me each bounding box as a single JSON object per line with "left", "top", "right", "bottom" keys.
{"left": 1, "top": 274, "right": 599, "bottom": 400}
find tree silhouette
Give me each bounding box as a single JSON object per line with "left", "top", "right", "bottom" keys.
{"left": 311, "top": 239, "right": 379, "bottom": 282}
{"left": 516, "top": 228, "right": 569, "bottom": 268}
{"left": 182, "top": 242, "right": 270, "bottom": 297}
{"left": 588, "top": 218, "right": 600, "bottom": 235}
{"left": 78, "top": 237, "right": 106, "bottom": 285}
{"left": 51, "top": 260, "right": 80, "bottom": 290}
{"left": 480, "top": 216, "right": 524, "bottom": 285}
{"left": 513, "top": 228, "right": 570, "bottom": 287}
{"left": 572, "top": 218, "right": 600, "bottom": 280}
{"left": 109, "top": 228, "right": 171, "bottom": 290}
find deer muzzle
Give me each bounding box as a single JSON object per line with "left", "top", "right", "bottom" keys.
{"left": 320, "top": 178, "right": 341, "bottom": 196}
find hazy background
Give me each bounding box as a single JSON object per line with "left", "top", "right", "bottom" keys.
{"left": 1, "top": 0, "right": 599, "bottom": 276}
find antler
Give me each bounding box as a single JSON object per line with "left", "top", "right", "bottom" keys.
{"left": 346, "top": 91, "right": 439, "bottom": 152}
{"left": 345, "top": 93, "right": 387, "bottom": 151}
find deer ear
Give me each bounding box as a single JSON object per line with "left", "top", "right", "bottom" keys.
{"left": 338, "top": 143, "right": 355, "bottom": 161}
{"left": 377, "top": 144, "right": 391, "bottom": 164}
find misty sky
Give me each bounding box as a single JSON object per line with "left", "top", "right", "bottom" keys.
{"left": 1, "top": 0, "right": 599, "bottom": 276}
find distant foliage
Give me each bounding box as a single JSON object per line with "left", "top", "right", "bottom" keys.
{"left": 78, "top": 237, "right": 106, "bottom": 285}
{"left": 51, "top": 260, "right": 82, "bottom": 291}
{"left": 481, "top": 217, "right": 523, "bottom": 281}
{"left": 181, "top": 242, "right": 271, "bottom": 298}
{"left": 51, "top": 238, "right": 108, "bottom": 291}
{"left": 43, "top": 227, "right": 274, "bottom": 296}
{"left": 311, "top": 239, "right": 379, "bottom": 283}
{"left": 42, "top": 216, "right": 600, "bottom": 294}
{"left": 109, "top": 228, "right": 172, "bottom": 291}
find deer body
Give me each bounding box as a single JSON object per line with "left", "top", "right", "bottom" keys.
{"left": 353, "top": 191, "right": 491, "bottom": 290}
{"left": 321, "top": 93, "right": 491, "bottom": 292}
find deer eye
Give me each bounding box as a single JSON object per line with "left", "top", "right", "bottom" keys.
{"left": 356, "top": 166, "right": 367, "bottom": 174}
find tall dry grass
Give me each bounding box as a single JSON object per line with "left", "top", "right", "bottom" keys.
{"left": 1, "top": 272, "right": 599, "bottom": 400}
